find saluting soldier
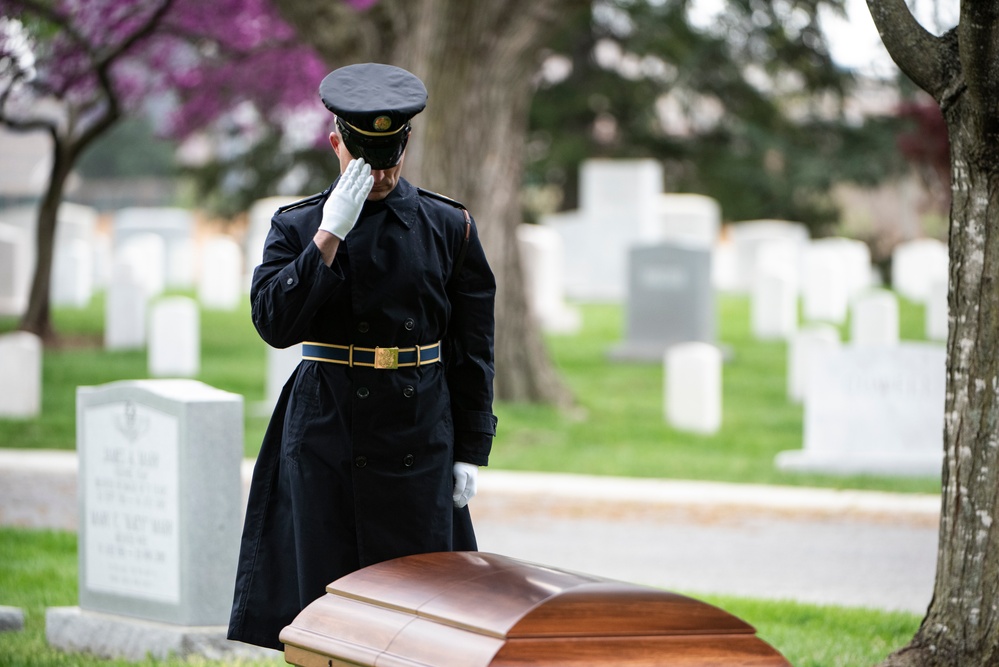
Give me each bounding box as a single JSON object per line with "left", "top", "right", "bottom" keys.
{"left": 228, "top": 63, "right": 498, "bottom": 651}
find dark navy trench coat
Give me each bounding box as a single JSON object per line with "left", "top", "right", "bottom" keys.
{"left": 227, "top": 177, "right": 497, "bottom": 650}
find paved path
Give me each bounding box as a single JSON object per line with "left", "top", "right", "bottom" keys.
{"left": 0, "top": 450, "right": 940, "bottom": 614}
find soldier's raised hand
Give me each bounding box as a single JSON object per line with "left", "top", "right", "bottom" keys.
{"left": 319, "top": 158, "right": 374, "bottom": 240}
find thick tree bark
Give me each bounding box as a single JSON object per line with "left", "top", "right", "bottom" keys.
{"left": 869, "top": 1, "right": 999, "bottom": 665}
{"left": 280, "top": 0, "right": 583, "bottom": 405}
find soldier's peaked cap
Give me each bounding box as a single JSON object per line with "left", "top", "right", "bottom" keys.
{"left": 320, "top": 63, "right": 427, "bottom": 138}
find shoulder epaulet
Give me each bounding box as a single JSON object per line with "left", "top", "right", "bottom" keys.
{"left": 276, "top": 192, "right": 325, "bottom": 213}
{"left": 417, "top": 187, "right": 466, "bottom": 210}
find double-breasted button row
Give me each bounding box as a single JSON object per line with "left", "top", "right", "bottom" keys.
{"left": 354, "top": 455, "right": 416, "bottom": 468}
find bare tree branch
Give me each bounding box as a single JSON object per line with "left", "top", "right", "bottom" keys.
{"left": 866, "top": 0, "right": 951, "bottom": 99}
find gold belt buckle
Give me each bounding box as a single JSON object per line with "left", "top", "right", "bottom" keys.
{"left": 374, "top": 346, "right": 399, "bottom": 370}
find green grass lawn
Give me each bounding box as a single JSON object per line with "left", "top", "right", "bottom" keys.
{"left": 0, "top": 291, "right": 941, "bottom": 494}
{"left": 0, "top": 527, "right": 920, "bottom": 667}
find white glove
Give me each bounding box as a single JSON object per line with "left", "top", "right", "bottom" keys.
{"left": 452, "top": 462, "right": 478, "bottom": 509}
{"left": 319, "top": 158, "right": 373, "bottom": 239}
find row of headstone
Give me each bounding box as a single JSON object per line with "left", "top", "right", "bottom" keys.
{"left": 0, "top": 203, "right": 247, "bottom": 317}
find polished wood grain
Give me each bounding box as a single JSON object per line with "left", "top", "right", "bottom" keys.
{"left": 281, "top": 551, "right": 792, "bottom": 667}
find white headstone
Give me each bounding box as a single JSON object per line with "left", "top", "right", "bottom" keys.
{"left": 801, "top": 243, "right": 848, "bottom": 324}
{"left": 105, "top": 259, "right": 148, "bottom": 351}
{"left": 148, "top": 297, "right": 200, "bottom": 378}
{"left": 51, "top": 238, "right": 94, "bottom": 308}
{"left": 665, "top": 342, "right": 722, "bottom": 434}
{"left": 851, "top": 289, "right": 899, "bottom": 346}
{"left": 197, "top": 236, "right": 243, "bottom": 311}
{"left": 711, "top": 238, "right": 739, "bottom": 292}
{"left": 0, "top": 222, "right": 30, "bottom": 316}
{"left": 926, "top": 277, "right": 948, "bottom": 342}
{"left": 516, "top": 224, "right": 581, "bottom": 334}
{"left": 113, "top": 207, "right": 196, "bottom": 289}
{"left": 776, "top": 343, "right": 944, "bottom": 475}
{"left": 0, "top": 331, "right": 42, "bottom": 417}
{"left": 246, "top": 196, "right": 300, "bottom": 290}
{"left": 116, "top": 233, "right": 166, "bottom": 298}
{"left": 650, "top": 194, "right": 721, "bottom": 248}
{"left": 787, "top": 324, "right": 841, "bottom": 403}
{"left": 729, "top": 220, "right": 809, "bottom": 293}
{"left": 891, "top": 238, "right": 948, "bottom": 303}
{"left": 65, "top": 380, "right": 243, "bottom": 638}
{"left": 751, "top": 267, "right": 797, "bottom": 340}
{"left": 544, "top": 158, "right": 663, "bottom": 301}
{"left": 266, "top": 343, "right": 303, "bottom": 408}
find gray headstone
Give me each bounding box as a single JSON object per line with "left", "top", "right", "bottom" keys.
{"left": 610, "top": 242, "right": 714, "bottom": 361}
{"left": 776, "top": 343, "right": 944, "bottom": 476}
{"left": 0, "top": 605, "right": 25, "bottom": 632}
{"left": 73, "top": 380, "right": 243, "bottom": 626}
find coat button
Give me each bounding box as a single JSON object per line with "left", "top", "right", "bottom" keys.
{"left": 286, "top": 277, "right": 294, "bottom": 285}
{"left": 403, "top": 385, "right": 415, "bottom": 398}
{"left": 404, "top": 318, "right": 415, "bottom": 330}
{"left": 356, "top": 387, "right": 369, "bottom": 399}
{"left": 357, "top": 321, "right": 369, "bottom": 333}
{"left": 354, "top": 456, "right": 367, "bottom": 468}
{"left": 402, "top": 454, "right": 414, "bottom": 467}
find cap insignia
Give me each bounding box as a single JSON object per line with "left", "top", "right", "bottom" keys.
{"left": 373, "top": 115, "right": 392, "bottom": 132}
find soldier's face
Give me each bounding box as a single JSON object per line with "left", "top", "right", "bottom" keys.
{"left": 330, "top": 132, "right": 405, "bottom": 201}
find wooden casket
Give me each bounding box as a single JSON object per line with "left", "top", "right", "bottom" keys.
{"left": 280, "top": 552, "right": 791, "bottom": 667}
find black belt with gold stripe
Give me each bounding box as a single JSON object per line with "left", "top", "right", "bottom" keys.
{"left": 302, "top": 341, "right": 441, "bottom": 369}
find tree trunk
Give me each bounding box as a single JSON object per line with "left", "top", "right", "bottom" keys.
{"left": 17, "top": 133, "right": 73, "bottom": 341}
{"left": 279, "top": 0, "right": 584, "bottom": 406}
{"left": 868, "top": 1, "right": 999, "bottom": 664}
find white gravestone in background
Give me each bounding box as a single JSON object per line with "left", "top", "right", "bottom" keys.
{"left": 0, "top": 222, "right": 29, "bottom": 316}
{"left": 891, "top": 238, "right": 948, "bottom": 303}
{"left": 651, "top": 194, "right": 721, "bottom": 248}
{"left": 113, "top": 207, "right": 196, "bottom": 289}
{"left": 728, "top": 220, "right": 809, "bottom": 293}
{"left": 148, "top": 297, "right": 200, "bottom": 378}
{"left": 0, "top": 331, "right": 42, "bottom": 417}
{"left": 117, "top": 233, "right": 166, "bottom": 299}
{"left": 47, "top": 380, "right": 245, "bottom": 661}
{"left": 516, "top": 224, "right": 581, "bottom": 334}
{"left": 752, "top": 267, "right": 797, "bottom": 341}
{"left": 544, "top": 158, "right": 664, "bottom": 301}
{"left": 926, "top": 278, "right": 948, "bottom": 342}
{"left": 51, "top": 238, "right": 94, "bottom": 308}
{"left": 801, "top": 243, "right": 848, "bottom": 324}
{"left": 787, "top": 324, "right": 841, "bottom": 403}
{"left": 246, "top": 196, "right": 300, "bottom": 291}
{"left": 776, "top": 343, "right": 945, "bottom": 476}
{"left": 198, "top": 236, "right": 243, "bottom": 311}
{"left": 851, "top": 289, "right": 899, "bottom": 346}
{"left": 665, "top": 342, "right": 722, "bottom": 435}
{"left": 105, "top": 259, "right": 148, "bottom": 351}
{"left": 264, "top": 343, "right": 303, "bottom": 412}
